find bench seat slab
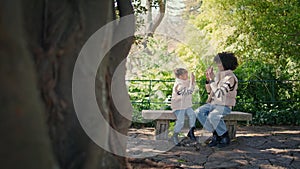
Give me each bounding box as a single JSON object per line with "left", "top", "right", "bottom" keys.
{"left": 142, "top": 110, "right": 252, "bottom": 140}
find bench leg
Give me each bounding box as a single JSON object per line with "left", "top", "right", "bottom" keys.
{"left": 225, "top": 120, "right": 237, "bottom": 140}
{"left": 155, "top": 120, "right": 170, "bottom": 140}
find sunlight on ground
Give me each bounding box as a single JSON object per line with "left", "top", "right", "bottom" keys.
{"left": 262, "top": 148, "right": 300, "bottom": 154}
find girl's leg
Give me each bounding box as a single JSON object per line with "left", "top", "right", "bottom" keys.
{"left": 173, "top": 110, "right": 185, "bottom": 145}
{"left": 186, "top": 107, "right": 196, "bottom": 128}
{"left": 173, "top": 109, "right": 185, "bottom": 133}
{"left": 186, "top": 107, "right": 197, "bottom": 140}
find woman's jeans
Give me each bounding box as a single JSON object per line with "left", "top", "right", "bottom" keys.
{"left": 173, "top": 107, "right": 196, "bottom": 133}
{"left": 195, "top": 103, "right": 231, "bottom": 136}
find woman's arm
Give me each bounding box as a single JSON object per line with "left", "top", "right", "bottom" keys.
{"left": 209, "top": 76, "right": 236, "bottom": 98}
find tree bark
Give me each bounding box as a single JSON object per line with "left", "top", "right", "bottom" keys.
{"left": 0, "top": 1, "right": 57, "bottom": 169}
{"left": 0, "top": 0, "right": 135, "bottom": 169}
{"left": 90, "top": 0, "right": 135, "bottom": 167}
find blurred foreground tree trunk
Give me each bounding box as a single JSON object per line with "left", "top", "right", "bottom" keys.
{"left": 0, "top": 0, "right": 134, "bottom": 169}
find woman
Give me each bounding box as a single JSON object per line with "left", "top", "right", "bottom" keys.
{"left": 196, "top": 52, "right": 238, "bottom": 148}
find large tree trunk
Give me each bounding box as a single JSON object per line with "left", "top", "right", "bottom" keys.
{"left": 0, "top": 0, "right": 134, "bottom": 169}
{"left": 0, "top": 1, "right": 57, "bottom": 169}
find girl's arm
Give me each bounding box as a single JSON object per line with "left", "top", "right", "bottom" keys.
{"left": 188, "top": 72, "right": 195, "bottom": 91}
{"left": 176, "top": 83, "right": 194, "bottom": 96}
{"left": 174, "top": 84, "right": 180, "bottom": 95}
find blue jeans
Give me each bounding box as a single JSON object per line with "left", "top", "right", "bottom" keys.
{"left": 195, "top": 103, "right": 231, "bottom": 136}
{"left": 173, "top": 107, "right": 196, "bottom": 133}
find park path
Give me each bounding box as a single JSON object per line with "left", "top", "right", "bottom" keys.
{"left": 127, "top": 126, "right": 300, "bottom": 169}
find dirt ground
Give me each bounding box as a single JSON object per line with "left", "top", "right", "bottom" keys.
{"left": 127, "top": 126, "right": 300, "bottom": 169}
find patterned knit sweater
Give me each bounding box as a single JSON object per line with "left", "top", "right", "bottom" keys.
{"left": 171, "top": 78, "right": 195, "bottom": 111}
{"left": 206, "top": 70, "right": 238, "bottom": 107}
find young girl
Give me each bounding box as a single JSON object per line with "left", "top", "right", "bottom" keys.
{"left": 196, "top": 52, "right": 238, "bottom": 148}
{"left": 171, "top": 68, "right": 196, "bottom": 145}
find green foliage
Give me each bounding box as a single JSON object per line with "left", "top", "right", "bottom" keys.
{"left": 168, "top": 121, "right": 175, "bottom": 136}
{"left": 183, "top": 0, "right": 300, "bottom": 125}
{"left": 132, "top": 0, "right": 148, "bottom": 15}
{"left": 128, "top": 0, "right": 299, "bottom": 126}
{"left": 132, "top": 0, "right": 162, "bottom": 31}
{"left": 234, "top": 61, "right": 300, "bottom": 125}
{"left": 127, "top": 80, "right": 172, "bottom": 124}
{"left": 127, "top": 36, "right": 179, "bottom": 80}
{"left": 190, "top": 0, "right": 299, "bottom": 79}
{"left": 253, "top": 105, "right": 300, "bottom": 125}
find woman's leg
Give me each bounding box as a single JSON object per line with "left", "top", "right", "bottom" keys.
{"left": 207, "top": 105, "right": 231, "bottom": 136}
{"left": 207, "top": 105, "right": 231, "bottom": 147}
{"left": 195, "top": 103, "right": 214, "bottom": 132}
{"left": 196, "top": 105, "right": 231, "bottom": 147}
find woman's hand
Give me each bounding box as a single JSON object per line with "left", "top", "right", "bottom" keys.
{"left": 206, "top": 66, "right": 215, "bottom": 81}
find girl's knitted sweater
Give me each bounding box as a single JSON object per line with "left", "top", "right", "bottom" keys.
{"left": 171, "top": 78, "right": 195, "bottom": 111}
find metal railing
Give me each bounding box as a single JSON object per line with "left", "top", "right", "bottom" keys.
{"left": 126, "top": 79, "right": 300, "bottom": 110}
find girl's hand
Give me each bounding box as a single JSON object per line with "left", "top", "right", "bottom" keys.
{"left": 175, "top": 84, "right": 180, "bottom": 92}
{"left": 191, "top": 72, "right": 195, "bottom": 83}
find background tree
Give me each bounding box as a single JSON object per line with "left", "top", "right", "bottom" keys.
{"left": 179, "top": 0, "right": 300, "bottom": 124}
{"left": 191, "top": 0, "right": 299, "bottom": 80}
{"left": 126, "top": 0, "right": 300, "bottom": 126}
{"left": 0, "top": 0, "right": 135, "bottom": 169}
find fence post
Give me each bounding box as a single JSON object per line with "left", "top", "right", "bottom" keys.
{"left": 147, "top": 80, "right": 152, "bottom": 109}
{"left": 271, "top": 80, "right": 275, "bottom": 103}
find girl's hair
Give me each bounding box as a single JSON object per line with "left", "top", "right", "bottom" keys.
{"left": 174, "top": 68, "right": 188, "bottom": 78}
{"left": 214, "top": 52, "right": 238, "bottom": 70}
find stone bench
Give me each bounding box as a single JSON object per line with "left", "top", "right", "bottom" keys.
{"left": 142, "top": 110, "right": 252, "bottom": 140}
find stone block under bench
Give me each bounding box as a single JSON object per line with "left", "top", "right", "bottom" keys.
{"left": 142, "top": 110, "right": 252, "bottom": 140}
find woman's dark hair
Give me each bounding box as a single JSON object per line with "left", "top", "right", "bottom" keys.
{"left": 214, "top": 52, "right": 238, "bottom": 70}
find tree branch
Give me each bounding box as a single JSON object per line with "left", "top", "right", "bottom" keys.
{"left": 148, "top": 0, "right": 166, "bottom": 37}
{"left": 143, "top": 0, "right": 166, "bottom": 48}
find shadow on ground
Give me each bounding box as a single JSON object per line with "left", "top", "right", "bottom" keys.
{"left": 127, "top": 126, "right": 300, "bottom": 169}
